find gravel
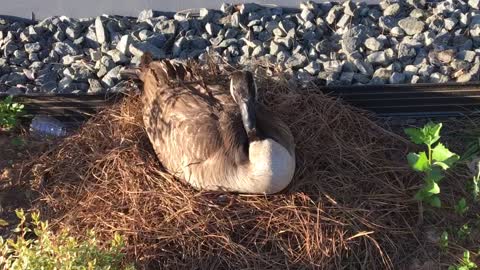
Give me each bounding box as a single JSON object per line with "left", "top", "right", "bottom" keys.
{"left": 1, "top": 1, "right": 480, "bottom": 94}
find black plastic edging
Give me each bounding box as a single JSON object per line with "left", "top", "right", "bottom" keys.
{"left": 2, "top": 81, "right": 480, "bottom": 119}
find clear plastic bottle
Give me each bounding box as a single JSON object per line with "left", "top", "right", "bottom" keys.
{"left": 30, "top": 115, "right": 68, "bottom": 137}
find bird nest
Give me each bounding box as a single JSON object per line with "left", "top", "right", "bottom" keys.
{"left": 25, "top": 64, "right": 429, "bottom": 269}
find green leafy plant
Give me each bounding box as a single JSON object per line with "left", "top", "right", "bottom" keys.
{"left": 467, "top": 158, "right": 480, "bottom": 201}
{"left": 440, "top": 231, "right": 449, "bottom": 251}
{"left": 448, "top": 250, "right": 478, "bottom": 270}
{"left": 404, "top": 122, "right": 460, "bottom": 207}
{"left": 456, "top": 223, "right": 472, "bottom": 241}
{"left": 0, "top": 95, "right": 24, "bottom": 130}
{"left": 0, "top": 209, "right": 134, "bottom": 270}
{"left": 455, "top": 198, "right": 469, "bottom": 216}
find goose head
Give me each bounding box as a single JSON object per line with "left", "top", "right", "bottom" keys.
{"left": 229, "top": 70, "right": 258, "bottom": 140}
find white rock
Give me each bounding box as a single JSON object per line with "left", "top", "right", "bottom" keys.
{"left": 95, "top": 17, "right": 107, "bottom": 44}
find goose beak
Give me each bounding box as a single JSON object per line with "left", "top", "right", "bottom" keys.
{"left": 240, "top": 98, "right": 257, "bottom": 138}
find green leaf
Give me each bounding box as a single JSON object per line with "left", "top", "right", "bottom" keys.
{"left": 432, "top": 143, "right": 460, "bottom": 170}
{"left": 407, "top": 152, "right": 429, "bottom": 172}
{"left": 0, "top": 219, "right": 9, "bottom": 226}
{"left": 427, "top": 195, "right": 441, "bottom": 208}
{"left": 426, "top": 166, "right": 445, "bottom": 183}
{"left": 455, "top": 198, "right": 469, "bottom": 216}
{"left": 440, "top": 231, "right": 448, "bottom": 250}
{"left": 425, "top": 180, "right": 440, "bottom": 195}
{"left": 404, "top": 122, "right": 442, "bottom": 146}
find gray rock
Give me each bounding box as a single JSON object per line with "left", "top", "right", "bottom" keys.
{"left": 430, "top": 72, "right": 449, "bottom": 83}
{"left": 339, "top": 72, "right": 354, "bottom": 84}
{"left": 324, "top": 60, "right": 343, "bottom": 73}
{"left": 353, "top": 73, "right": 370, "bottom": 83}
{"left": 411, "top": 75, "right": 421, "bottom": 83}
{"left": 440, "top": 66, "right": 453, "bottom": 76}
{"left": 364, "top": 37, "right": 384, "bottom": 51}
{"left": 229, "top": 12, "right": 241, "bottom": 28}
{"left": 101, "top": 65, "right": 122, "bottom": 88}
{"left": 326, "top": 5, "right": 343, "bottom": 25}
{"left": 5, "top": 72, "right": 27, "bottom": 86}
{"left": 379, "top": 16, "right": 398, "bottom": 31}
{"left": 61, "top": 55, "right": 78, "bottom": 65}
{"left": 343, "top": 0, "right": 357, "bottom": 16}
{"left": 218, "top": 38, "right": 239, "bottom": 48}
{"left": 469, "top": 0, "right": 480, "bottom": 9}
{"left": 30, "top": 61, "right": 43, "bottom": 71}
{"left": 337, "top": 14, "right": 351, "bottom": 29}
{"left": 428, "top": 50, "right": 455, "bottom": 65}
{"left": 251, "top": 45, "right": 265, "bottom": 57}
{"left": 367, "top": 51, "right": 387, "bottom": 64}
{"left": 304, "top": 60, "right": 322, "bottom": 75}
{"left": 95, "top": 17, "right": 107, "bottom": 44}
{"left": 129, "top": 42, "right": 165, "bottom": 59}
{"left": 107, "top": 49, "right": 128, "bottom": 64}
{"left": 270, "top": 42, "right": 286, "bottom": 55}
{"left": 87, "top": 78, "right": 104, "bottom": 93}
{"left": 138, "top": 9, "right": 154, "bottom": 22}
{"left": 116, "top": 35, "right": 133, "bottom": 55}
{"left": 24, "top": 42, "right": 41, "bottom": 54}
{"left": 444, "top": 17, "right": 458, "bottom": 31}
{"left": 398, "top": 43, "right": 416, "bottom": 63}
{"left": 220, "top": 3, "right": 233, "bottom": 13}
{"left": 410, "top": 9, "right": 425, "bottom": 19}
{"left": 451, "top": 59, "right": 471, "bottom": 71}
{"left": 418, "top": 65, "right": 434, "bottom": 76}
{"left": 342, "top": 25, "right": 368, "bottom": 54}
{"left": 389, "top": 72, "right": 405, "bottom": 84}
{"left": 299, "top": 9, "right": 314, "bottom": 23}
{"left": 390, "top": 27, "right": 405, "bottom": 37}
{"left": 66, "top": 26, "right": 82, "bottom": 40}
{"left": 224, "top": 44, "right": 239, "bottom": 57}
{"left": 58, "top": 76, "right": 73, "bottom": 92}
{"left": 372, "top": 68, "right": 392, "bottom": 84}
{"left": 457, "top": 50, "right": 476, "bottom": 62}
{"left": 155, "top": 20, "right": 177, "bottom": 35}
{"left": 384, "top": 3, "right": 401, "bottom": 16}
{"left": 53, "top": 41, "right": 79, "bottom": 56}
{"left": 146, "top": 33, "right": 167, "bottom": 48}
{"left": 398, "top": 17, "right": 425, "bottom": 35}
{"left": 4, "top": 42, "right": 18, "bottom": 57}
{"left": 353, "top": 59, "right": 374, "bottom": 75}
{"left": 138, "top": 29, "right": 151, "bottom": 41}
{"left": 285, "top": 53, "right": 308, "bottom": 69}
{"left": 404, "top": 65, "right": 419, "bottom": 78}
{"left": 279, "top": 20, "right": 296, "bottom": 33}
{"left": 13, "top": 50, "right": 27, "bottom": 60}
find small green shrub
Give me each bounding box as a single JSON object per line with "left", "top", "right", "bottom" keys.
{"left": 0, "top": 209, "right": 134, "bottom": 270}
{"left": 440, "top": 231, "right": 449, "bottom": 252}
{"left": 0, "top": 96, "right": 24, "bottom": 130}
{"left": 448, "top": 250, "right": 478, "bottom": 270}
{"left": 455, "top": 198, "right": 469, "bottom": 216}
{"left": 404, "top": 122, "right": 460, "bottom": 207}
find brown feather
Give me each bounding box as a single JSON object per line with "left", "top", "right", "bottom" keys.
{"left": 140, "top": 59, "right": 293, "bottom": 190}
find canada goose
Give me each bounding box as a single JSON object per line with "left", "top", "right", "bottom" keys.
{"left": 137, "top": 55, "right": 295, "bottom": 194}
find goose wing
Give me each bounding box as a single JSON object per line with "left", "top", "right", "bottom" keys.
{"left": 143, "top": 84, "right": 225, "bottom": 176}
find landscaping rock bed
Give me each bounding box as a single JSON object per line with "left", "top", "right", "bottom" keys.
{"left": 1, "top": 0, "right": 480, "bottom": 95}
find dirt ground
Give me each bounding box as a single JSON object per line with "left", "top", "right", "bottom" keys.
{"left": 0, "top": 129, "right": 54, "bottom": 238}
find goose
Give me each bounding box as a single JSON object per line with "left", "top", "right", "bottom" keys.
{"left": 135, "top": 54, "right": 296, "bottom": 194}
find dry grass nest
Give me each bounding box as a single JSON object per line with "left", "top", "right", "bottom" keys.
{"left": 19, "top": 61, "right": 477, "bottom": 269}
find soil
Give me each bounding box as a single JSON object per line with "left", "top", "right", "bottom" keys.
{"left": 0, "top": 128, "right": 53, "bottom": 238}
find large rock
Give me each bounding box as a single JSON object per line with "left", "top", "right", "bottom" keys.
{"left": 398, "top": 17, "right": 425, "bottom": 35}
{"left": 129, "top": 42, "right": 165, "bottom": 59}
{"left": 95, "top": 17, "right": 107, "bottom": 44}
